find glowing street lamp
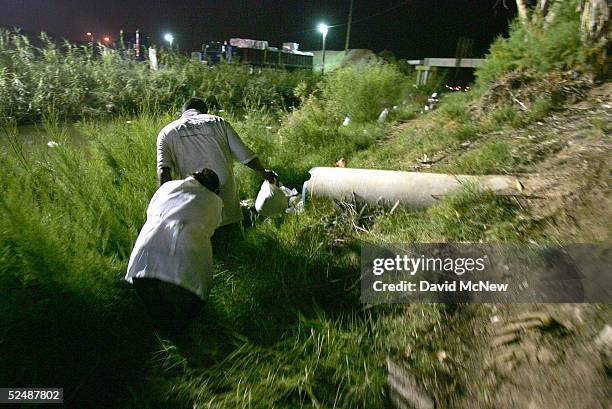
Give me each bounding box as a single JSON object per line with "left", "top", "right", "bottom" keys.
{"left": 164, "top": 33, "right": 174, "bottom": 48}
{"left": 85, "top": 32, "right": 94, "bottom": 43}
{"left": 317, "top": 23, "right": 329, "bottom": 74}
{"left": 103, "top": 35, "right": 111, "bottom": 44}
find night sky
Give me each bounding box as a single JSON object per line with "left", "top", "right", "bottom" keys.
{"left": 0, "top": 0, "right": 517, "bottom": 58}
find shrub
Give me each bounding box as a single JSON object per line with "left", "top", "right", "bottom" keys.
{"left": 476, "top": 0, "right": 590, "bottom": 86}
{"left": 278, "top": 60, "right": 412, "bottom": 173}
{"left": 0, "top": 29, "right": 316, "bottom": 124}
{"left": 436, "top": 91, "right": 476, "bottom": 124}
{"left": 321, "top": 61, "right": 409, "bottom": 123}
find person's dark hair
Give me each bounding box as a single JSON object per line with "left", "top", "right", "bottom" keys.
{"left": 182, "top": 97, "right": 208, "bottom": 114}
{"left": 192, "top": 168, "right": 220, "bottom": 194}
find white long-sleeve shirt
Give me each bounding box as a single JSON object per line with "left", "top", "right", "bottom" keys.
{"left": 125, "top": 177, "right": 222, "bottom": 300}
{"left": 157, "top": 109, "right": 256, "bottom": 226}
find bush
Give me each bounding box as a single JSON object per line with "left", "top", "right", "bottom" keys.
{"left": 476, "top": 0, "right": 590, "bottom": 86}
{"left": 321, "top": 61, "right": 409, "bottom": 123}
{"left": 0, "top": 29, "right": 316, "bottom": 124}
{"left": 436, "top": 91, "right": 476, "bottom": 124}
{"left": 278, "top": 60, "right": 412, "bottom": 174}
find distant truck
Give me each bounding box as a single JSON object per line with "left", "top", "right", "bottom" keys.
{"left": 201, "top": 39, "right": 313, "bottom": 69}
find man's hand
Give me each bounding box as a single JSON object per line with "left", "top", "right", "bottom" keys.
{"left": 245, "top": 157, "right": 278, "bottom": 184}
{"left": 262, "top": 169, "right": 278, "bottom": 184}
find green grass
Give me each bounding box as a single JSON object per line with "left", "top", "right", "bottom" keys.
{"left": 0, "top": 17, "right": 585, "bottom": 406}
{"left": 441, "top": 140, "right": 516, "bottom": 175}
{"left": 0, "top": 29, "right": 317, "bottom": 124}
{"left": 0, "top": 57, "right": 416, "bottom": 406}
{"left": 475, "top": 0, "right": 606, "bottom": 87}
{"left": 0, "top": 101, "right": 548, "bottom": 407}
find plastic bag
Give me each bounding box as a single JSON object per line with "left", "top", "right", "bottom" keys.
{"left": 255, "top": 181, "right": 289, "bottom": 217}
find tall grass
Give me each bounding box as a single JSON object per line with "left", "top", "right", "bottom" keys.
{"left": 0, "top": 55, "right": 419, "bottom": 406}
{"left": 276, "top": 61, "right": 413, "bottom": 186}
{"left": 0, "top": 29, "right": 316, "bottom": 124}
{"left": 0, "top": 110, "right": 545, "bottom": 408}
{"left": 0, "top": 21, "right": 567, "bottom": 407}
{"left": 0, "top": 116, "right": 160, "bottom": 404}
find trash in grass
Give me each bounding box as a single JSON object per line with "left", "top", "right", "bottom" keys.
{"left": 425, "top": 92, "right": 439, "bottom": 111}
{"left": 378, "top": 108, "right": 389, "bottom": 123}
{"left": 255, "top": 181, "right": 302, "bottom": 217}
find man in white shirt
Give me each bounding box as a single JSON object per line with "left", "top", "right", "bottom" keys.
{"left": 157, "top": 97, "right": 276, "bottom": 227}
{"left": 125, "top": 168, "right": 222, "bottom": 328}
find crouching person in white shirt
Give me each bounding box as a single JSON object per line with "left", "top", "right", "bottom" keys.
{"left": 125, "top": 168, "right": 222, "bottom": 330}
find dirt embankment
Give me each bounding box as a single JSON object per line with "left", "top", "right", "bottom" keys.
{"left": 519, "top": 82, "right": 611, "bottom": 242}
{"left": 388, "top": 80, "right": 611, "bottom": 409}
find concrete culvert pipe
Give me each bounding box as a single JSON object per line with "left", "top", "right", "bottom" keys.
{"left": 302, "top": 167, "right": 522, "bottom": 209}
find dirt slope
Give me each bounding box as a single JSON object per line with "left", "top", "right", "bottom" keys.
{"left": 387, "top": 82, "right": 611, "bottom": 409}
{"left": 519, "top": 83, "right": 611, "bottom": 242}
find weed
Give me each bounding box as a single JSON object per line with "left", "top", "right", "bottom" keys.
{"left": 476, "top": 0, "right": 593, "bottom": 86}
{"left": 0, "top": 29, "right": 317, "bottom": 124}
{"left": 442, "top": 140, "right": 516, "bottom": 175}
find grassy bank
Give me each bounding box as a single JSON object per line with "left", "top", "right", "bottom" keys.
{"left": 1, "top": 1, "right": 606, "bottom": 406}
{"left": 0, "top": 58, "right": 422, "bottom": 406}
{"left": 0, "top": 74, "right": 544, "bottom": 408}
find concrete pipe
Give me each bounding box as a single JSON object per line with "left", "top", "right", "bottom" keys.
{"left": 302, "top": 167, "right": 522, "bottom": 209}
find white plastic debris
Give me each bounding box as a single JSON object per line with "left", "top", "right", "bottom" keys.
{"left": 280, "top": 186, "right": 303, "bottom": 214}
{"left": 279, "top": 185, "right": 298, "bottom": 197}
{"left": 47, "top": 141, "right": 59, "bottom": 148}
{"left": 240, "top": 199, "right": 254, "bottom": 208}
{"left": 426, "top": 92, "right": 440, "bottom": 111}
{"left": 255, "top": 181, "right": 289, "bottom": 217}
{"left": 287, "top": 200, "right": 304, "bottom": 214}
{"left": 148, "top": 47, "right": 158, "bottom": 70}
{"left": 377, "top": 108, "right": 389, "bottom": 123}
{"left": 342, "top": 116, "right": 351, "bottom": 126}
{"left": 595, "top": 325, "right": 612, "bottom": 350}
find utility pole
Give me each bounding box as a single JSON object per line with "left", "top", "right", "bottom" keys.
{"left": 318, "top": 23, "right": 329, "bottom": 74}
{"left": 321, "top": 32, "right": 327, "bottom": 74}
{"left": 344, "top": 0, "right": 354, "bottom": 54}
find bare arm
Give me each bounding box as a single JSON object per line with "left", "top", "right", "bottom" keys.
{"left": 244, "top": 157, "right": 277, "bottom": 183}
{"left": 223, "top": 121, "right": 277, "bottom": 183}
{"left": 157, "top": 128, "right": 174, "bottom": 187}
{"left": 158, "top": 167, "right": 172, "bottom": 187}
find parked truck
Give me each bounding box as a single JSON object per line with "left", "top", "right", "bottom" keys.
{"left": 202, "top": 38, "right": 313, "bottom": 69}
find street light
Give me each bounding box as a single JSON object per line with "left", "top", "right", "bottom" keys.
{"left": 317, "top": 23, "right": 328, "bottom": 74}
{"left": 164, "top": 33, "right": 174, "bottom": 48}
{"left": 103, "top": 35, "right": 110, "bottom": 44}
